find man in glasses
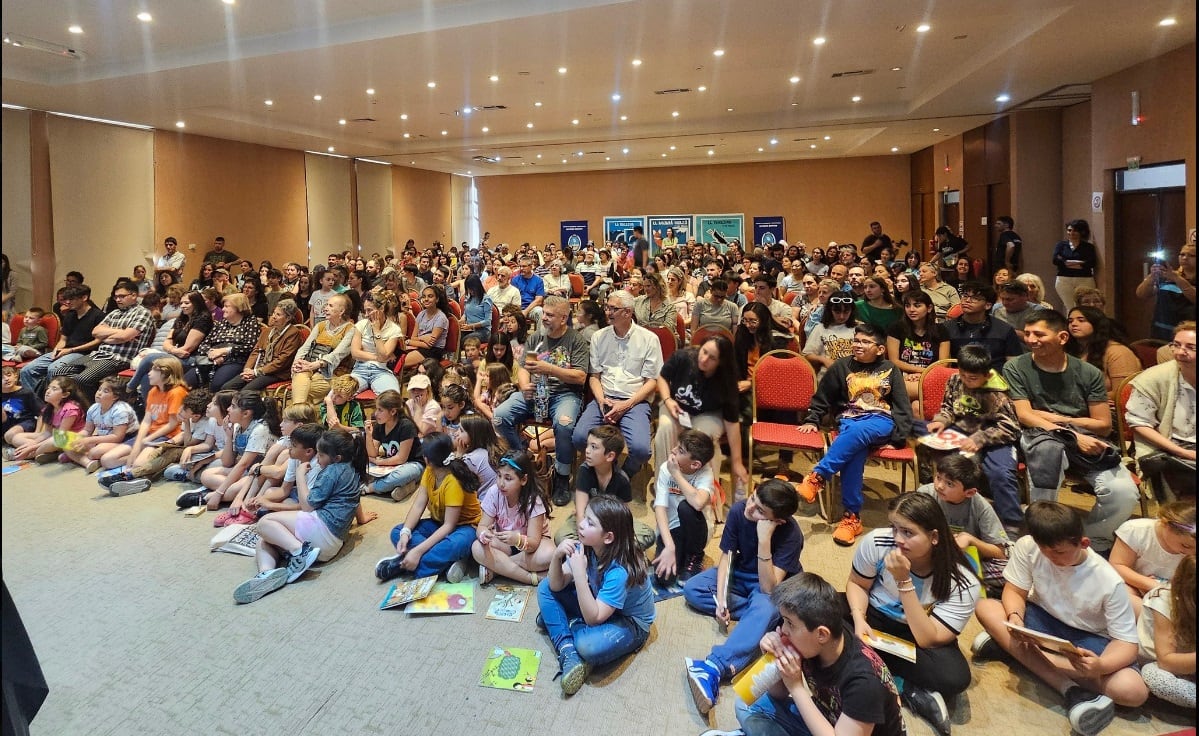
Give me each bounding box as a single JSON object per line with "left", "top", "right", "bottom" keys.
{"left": 943, "top": 281, "right": 1024, "bottom": 372}
{"left": 571, "top": 290, "right": 663, "bottom": 480}
{"left": 797, "top": 323, "right": 913, "bottom": 546}
{"left": 1124, "top": 320, "right": 1196, "bottom": 497}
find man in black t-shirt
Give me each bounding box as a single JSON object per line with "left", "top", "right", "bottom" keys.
{"left": 631, "top": 225, "right": 650, "bottom": 269}
{"left": 993, "top": 216, "right": 1022, "bottom": 273}
{"left": 19, "top": 285, "right": 105, "bottom": 395}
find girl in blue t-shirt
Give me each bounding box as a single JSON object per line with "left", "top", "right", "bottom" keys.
{"left": 537, "top": 495, "right": 656, "bottom": 696}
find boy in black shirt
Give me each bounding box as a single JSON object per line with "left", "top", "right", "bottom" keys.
{"left": 553, "top": 425, "right": 654, "bottom": 549}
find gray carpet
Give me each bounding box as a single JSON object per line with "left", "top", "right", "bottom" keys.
{"left": 1, "top": 457, "right": 1190, "bottom": 736}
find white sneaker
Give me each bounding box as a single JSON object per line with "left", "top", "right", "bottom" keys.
{"left": 446, "top": 559, "right": 474, "bottom": 583}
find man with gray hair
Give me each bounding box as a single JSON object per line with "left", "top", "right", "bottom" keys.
{"left": 486, "top": 266, "right": 521, "bottom": 310}
{"left": 492, "top": 296, "right": 590, "bottom": 505}
{"left": 571, "top": 290, "right": 663, "bottom": 478}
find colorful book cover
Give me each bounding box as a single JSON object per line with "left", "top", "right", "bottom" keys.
{"left": 2, "top": 463, "right": 29, "bottom": 476}
{"left": 379, "top": 575, "right": 438, "bottom": 610}
{"left": 917, "top": 427, "right": 970, "bottom": 451}
{"left": 365, "top": 463, "right": 392, "bottom": 478}
{"left": 479, "top": 646, "right": 541, "bottom": 693}
{"left": 407, "top": 581, "right": 475, "bottom": 614}
{"left": 485, "top": 585, "right": 531, "bottom": 622}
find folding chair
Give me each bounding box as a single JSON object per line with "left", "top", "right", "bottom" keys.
{"left": 748, "top": 350, "right": 827, "bottom": 515}
{"left": 1114, "top": 372, "right": 1151, "bottom": 516}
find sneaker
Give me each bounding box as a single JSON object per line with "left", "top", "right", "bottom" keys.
{"left": 84, "top": 459, "right": 101, "bottom": 474}
{"left": 796, "top": 472, "right": 824, "bottom": 504}
{"left": 970, "top": 631, "right": 1005, "bottom": 661}
{"left": 175, "top": 488, "right": 206, "bottom": 509}
{"left": 375, "top": 554, "right": 405, "bottom": 582}
{"left": 902, "top": 687, "right": 952, "bottom": 735}
{"left": 358, "top": 481, "right": 372, "bottom": 496}
{"left": 34, "top": 451, "right": 59, "bottom": 465}
{"left": 678, "top": 554, "right": 705, "bottom": 583}
{"left": 285, "top": 542, "right": 321, "bottom": 583}
{"left": 389, "top": 480, "right": 418, "bottom": 503}
{"left": 1063, "top": 686, "right": 1115, "bottom": 736}
{"left": 163, "top": 465, "right": 189, "bottom": 482}
{"left": 446, "top": 559, "right": 474, "bottom": 583}
{"left": 99, "top": 471, "right": 133, "bottom": 490}
{"left": 535, "top": 613, "right": 546, "bottom": 631}
{"left": 557, "top": 647, "right": 590, "bottom": 696}
{"left": 109, "top": 478, "right": 151, "bottom": 497}
{"left": 232, "top": 568, "right": 289, "bottom": 604}
{"left": 832, "top": 511, "right": 864, "bottom": 547}
{"left": 551, "top": 472, "right": 573, "bottom": 507}
{"left": 685, "top": 657, "right": 721, "bottom": 715}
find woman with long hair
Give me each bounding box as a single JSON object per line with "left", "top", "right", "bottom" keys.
{"left": 887, "top": 290, "right": 950, "bottom": 404}
{"left": 155, "top": 270, "right": 180, "bottom": 298}
{"left": 633, "top": 270, "right": 676, "bottom": 328}
{"left": 664, "top": 266, "right": 695, "bottom": 325}
{"left": 1066, "top": 306, "right": 1140, "bottom": 401}
{"left": 129, "top": 290, "right": 214, "bottom": 399}
{"left": 241, "top": 278, "right": 269, "bottom": 322}
{"left": 497, "top": 304, "right": 530, "bottom": 365}
{"left": 401, "top": 285, "right": 451, "bottom": 369}
{"left": 733, "top": 302, "right": 793, "bottom": 470}
{"left": 803, "top": 293, "right": 857, "bottom": 376}
{"left": 461, "top": 274, "right": 493, "bottom": 344}
{"left": 189, "top": 262, "right": 215, "bottom": 292}
{"left": 855, "top": 275, "right": 900, "bottom": 331}
{"left": 573, "top": 299, "right": 606, "bottom": 343}
{"left": 349, "top": 289, "right": 404, "bottom": 395}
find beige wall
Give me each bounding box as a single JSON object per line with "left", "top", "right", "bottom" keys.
{"left": 2, "top": 108, "right": 33, "bottom": 312}
{"left": 154, "top": 131, "right": 309, "bottom": 280}
{"left": 475, "top": 156, "right": 912, "bottom": 251}
{"left": 1009, "top": 109, "right": 1064, "bottom": 296}
{"left": 1088, "top": 42, "right": 1196, "bottom": 301}
{"left": 393, "top": 166, "right": 453, "bottom": 254}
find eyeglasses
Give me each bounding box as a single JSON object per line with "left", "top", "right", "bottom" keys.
{"left": 828, "top": 296, "right": 854, "bottom": 305}
{"left": 960, "top": 293, "right": 987, "bottom": 302}
{"left": 1170, "top": 341, "right": 1197, "bottom": 354}
{"left": 851, "top": 338, "right": 880, "bottom": 347}
{"left": 113, "top": 292, "right": 136, "bottom": 299}
{"left": 604, "top": 304, "right": 627, "bottom": 312}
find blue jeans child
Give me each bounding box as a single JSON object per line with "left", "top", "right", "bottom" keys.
{"left": 682, "top": 568, "right": 779, "bottom": 677}
{"left": 536, "top": 578, "right": 649, "bottom": 667}
{"left": 813, "top": 413, "right": 894, "bottom": 515}
{"left": 388, "top": 519, "right": 476, "bottom": 578}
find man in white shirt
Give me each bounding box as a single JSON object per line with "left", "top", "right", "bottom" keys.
{"left": 486, "top": 266, "right": 521, "bottom": 311}
{"left": 154, "top": 237, "right": 186, "bottom": 280}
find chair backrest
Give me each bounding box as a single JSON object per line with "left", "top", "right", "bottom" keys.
{"left": 442, "top": 314, "right": 461, "bottom": 362}
{"left": 918, "top": 359, "right": 958, "bottom": 422}
{"left": 752, "top": 349, "right": 817, "bottom": 415}
{"left": 782, "top": 291, "right": 797, "bottom": 305}
{"left": 7, "top": 312, "right": 59, "bottom": 352}
{"left": 447, "top": 300, "right": 463, "bottom": 318}
{"left": 648, "top": 325, "right": 677, "bottom": 362}
{"left": 675, "top": 310, "right": 688, "bottom": 347}
{"left": 1129, "top": 339, "right": 1166, "bottom": 370}
{"left": 690, "top": 324, "right": 734, "bottom": 346}
{"left": 568, "top": 273, "right": 585, "bottom": 300}
{"left": 1113, "top": 371, "right": 1142, "bottom": 454}
{"left": 490, "top": 304, "right": 501, "bottom": 337}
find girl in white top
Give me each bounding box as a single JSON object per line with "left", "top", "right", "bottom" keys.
{"left": 468, "top": 450, "right": 553, "bottom": 586}
{"left": 350, "top": 289, "right": 404, "bottom": 395}
{"left": 1137, "top": 555, "right": 1196, "bottom": 708}
{"left": 63, "top": 376, "right": 139, "bottom": 472}
{"left": 198, "top": 391, "right": 280, "bottom": 510}
{"left": 1109, "top": 501, "right": 1195, "bottom": 616}
{"left": 802, "top": 294, "right": 857, "bottom": 378}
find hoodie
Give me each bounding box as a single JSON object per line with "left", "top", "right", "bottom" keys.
{"left": 931, "top": 370, "right": 1021, "bottom": 448}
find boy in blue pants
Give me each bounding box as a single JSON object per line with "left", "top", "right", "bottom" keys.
{"left": 797, "top": 323, "right": 913, "bottom": 546}
{"left": 682, "top": 479, "right": 802, "bottom": 715}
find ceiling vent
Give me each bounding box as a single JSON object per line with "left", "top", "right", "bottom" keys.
{"left": 791, "top": 137, "right": 817, "bottom": 142}
{"left": 349, "top": 117, "right": 376, "bottom": 123}
{"left": 653, "top": 88, "right": 692, "bottom": 95}
{"left": 477, "top": 105, "right": 507, "bottom": 111}
{"left": 692, "top": 143, "right": 717, "bottom": 148}
{"left": 2, "top": 33, "right": 85, "bottom": 60}
{"left": 472, "top": 155, "right": 500, "bottom": 163}
{"left": 831, "top": 69, "right": 875, "bottom": 78}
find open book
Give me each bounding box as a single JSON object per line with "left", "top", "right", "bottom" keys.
{"left": 1004, "top": 622, "right": 1080, "bottom": 656}
{"left": 379, "top": 575, "right": 438, "bottom": 610}
{"left": 864, "top": 630, "right": 917, "bottom": 663}
{"left": 917, "top": 428, "right": 971, "bottom": 452}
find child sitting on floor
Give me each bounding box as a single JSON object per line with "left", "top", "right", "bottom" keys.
{"left": 232, "top": 426, "right": 364, "bottom": 604}
{"left": 452, "top": 414, "right": 502, "bottom": 502}
{"left": 1138, "top": 554, "right": 1196, "bottom": 708}
{"left": 652, "top": 429, "right": 716, "bottom": 586}
{"left": 216, "top": 403, "right": 318, "bottom": 527}
{"left": 1109, "top": 500, "right": 1195, "bottom": 616}
{"left": 362, "top": 389, "right": 424, "bottom": 500}
{"left": 321, "top": 374, "right": 365, "bottom": 429}
{"left": 100, "top": 358, "right": 189, "bottom": 495}
{"left": 466, "top": 450, "right": 553, "bottom": 586}
{"left": 8, "top": 376, "right": 87, "bottom": 463}
{"left": 124, "top": 388, "right": 214, "bottom": 485}
{"left": 162, "top": 389, "right": 231, "bottom": 483}
{"left": 176, "top": 391, "right": 279, "bottom": 509}
{"left": 2, "top": 365, "right": 42, "bottom": 445}
{"left": 537, "top": 495, "right": 656, "bottom": 696}
{"left": 62, "top": 376, "right": 138, "bottom": 473}
{"left": 554, "top": 425, "right": 654, "bottom": 550}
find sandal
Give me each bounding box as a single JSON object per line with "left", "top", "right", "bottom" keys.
{"left": 480, "top": 567, "right": 495, "bottom": 587}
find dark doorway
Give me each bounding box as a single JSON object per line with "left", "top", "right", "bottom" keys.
{"left": 940, "top": 192, "right": 961, "bottom": 260}
{"left": 1114, "top": 188, "right": 1186, "bottom": 340}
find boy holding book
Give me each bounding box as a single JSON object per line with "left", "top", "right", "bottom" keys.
{"left": 554, "top": 425, "right": 654, "bottom": 550}
{"left": 683, "top": 479, "right": 803, "bottom": 716}
{"left": 652, "top": 429, "right": 716, "bottom": 585}
{"left": 972, "top": 501, "right": 1147, "bottom": 736}
{"left": 735, "top": 572, "right": 906, "bottom": 736}
{"left": 923, "top": 344, "right": 1022, "bottom": 533}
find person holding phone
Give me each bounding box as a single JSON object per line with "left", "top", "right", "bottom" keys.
{"left": 1135, "top": 236, "right": 1196, "bottom": 340}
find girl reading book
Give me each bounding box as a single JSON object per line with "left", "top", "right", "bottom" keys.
{"left": 467, "top": 451, "right": 553, "bottom": 586}
{"left": 363, "top": 389, "right": 424, "bottom": 501}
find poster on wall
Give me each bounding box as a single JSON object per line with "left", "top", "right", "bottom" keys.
{"left": 603, "top": 216, "right": 647, "bottom": 248}
{"left": 753, "top": 217, "right": 786, "bottom": 247}
{"left": 647, "top": 215, "right": 693, "bottom": 255}
{"left": 560, "top": 220, "right": 588, "bottom": 251}
{"left": 694, "top": 214, "right": 745, "bottom": 252}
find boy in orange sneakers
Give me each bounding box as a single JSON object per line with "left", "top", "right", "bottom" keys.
{"left": 797, "top": 323, "right": 913, "bottom": 546}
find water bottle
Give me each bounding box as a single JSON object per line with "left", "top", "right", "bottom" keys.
{"left": 530, "top": 338, "right": 549, "bottom": 422}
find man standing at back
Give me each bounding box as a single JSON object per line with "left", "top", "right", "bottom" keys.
{"left": 631, "top": 225, "right": 651, "bottom": 270}
{"left": 993, "top": 216, "right": 1022, "bottom": 273}
{"left": 154, "top": 237, "right": 186, "bottom": 280}
{"left": 202, "top": 236, "right": 239, "bottom": 268}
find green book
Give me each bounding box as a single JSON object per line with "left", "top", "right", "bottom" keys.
{"left": 479, "top": 646, "right": 541, "bottom": 693}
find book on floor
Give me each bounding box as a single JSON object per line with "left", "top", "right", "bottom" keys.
{"left": 1004, "top": 622, "right": 1080, "bottom": 656}
{"left": 479, "top": 646, "right": 540, "bottom": 693}
{"left": 183, "top": 451, "right": 216, "bottom": 466}
{"left": 864, "top": 630, "right": 917, "bottom": 663}
{"left": 407, "top": 581, "right": 475, "bottom": 614}
{"left": 209, "top": 524, "right": 260, "bottom": 556}
{"left": 378, "top": 575, "right": 438, "bottom": 610}
{"left": 485, "top": 585, "right": 531, "bottom": 622}
{"left": 365, "top": 464, "right": 392, "bottom": 478}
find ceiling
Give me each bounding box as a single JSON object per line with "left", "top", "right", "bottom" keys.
{"left": 2, "top": 0, "right": 1194, "bottom": 176}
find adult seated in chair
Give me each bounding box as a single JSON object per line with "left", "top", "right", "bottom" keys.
{"left": 1125, "top": 321, "right": 1196, "bottom": 499}
{"left": 491, "top": 296, "right": 590, "bottom": 506}
{"left": 19, "top": 285, "right": 105, "bottom": 396}
{"left": 1002, "top": 310, "right": 1139, "bottom": 554}
{"left": 571, "top": 290, "right": 663, "bottom": 480}
{"left": 49, "top": 284, "right": 154, "bottom": 395}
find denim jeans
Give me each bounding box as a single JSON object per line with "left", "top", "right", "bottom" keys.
{"left": 571, "top": 399, "right": 652, "bottom": 478}
{"left": 737, "top": 693, "right": 814, "bottom": 736}
{"left": 536, "top": 578, "right": 650, "bottom": 666}
{"left": 370, "top": 461, "right": 424, "bottom": 494}
{"left": 814, "top": 413, "right": 895, "bottom": 515}
{"left": 388, "top": 518, "right": 476, "bottom": 577}
{"left": 683, "top": 568, "right": 779, "bottom": 676}
{"left": 352, "top": 362, "right": 401, "bottom": 395}
{"left": 129, "top": 350, "right": 195, "bottom": 397}
{"left": 493, "top": 390, "right": 583, "bottom": 475}
{"left": 19, "top": 351, "right": 88, "bottom": 395}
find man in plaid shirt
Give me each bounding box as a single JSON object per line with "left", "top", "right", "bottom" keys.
{"left": 50, "top": 284, "right": 155, "bottom": 394}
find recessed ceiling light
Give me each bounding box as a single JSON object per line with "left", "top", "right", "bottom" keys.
{"left": 462, "top": 107, "right": 472, "bottom": 115}
{"left": 757, "top": 147, "right": 764, "bottom": 152}
{"left": 611, "top": 93, "right": 621, "bottom": 101}
{"left": 68, "top": 25, "right": 83, "bottom": 34}
{"left": 726, "top": 107, "right": 733, "bottom": 112}
{"left": 995, "top": 94, "right": 1010, "bottom": 103}
{"left": 527, "top": 122, "right": 534, "bottom": 128}
{"left": 313, "top": 94, "right": 322, "bottom": 101}
{"left": 481, "top": 126, "right": 489, "bottom": 133}
{"left": 632, "top": 59, "right": 642, "bottom": 66}
{"left": 790, "top": 76, "right": 800, "bottom": 84}
{"left": 403, "top": 133, "right": 410, "bottom": 139}
{"left": 813, "top": 37, "right": 826, "bottom": 45}
{"left": 671, "top": 111, "right": 679, "bottom": 117}
{"left": 769, "top": 138, "right": 778, "bottom": 145}
{"left": 916, "top": 23, "right": 931, "bottom": 33}
{"left": 707, "top": 150, "right": 714, "bottom": 156}
{"left": 606, "top": 157, "right": 611, "bottom": 161}
{"left": 891, "top": 146, "right": 900, "bottom": 152}
{"left": 697, "top": 85, "right": 707, "bottom": 92}
{"left": 327, "top": 146, "right": 335, "bottom": 152}
{"left": 669, "top": 145, "right": 676, "bottom": 151}
{"left": 466, "top": 171, "right": 471, "bottom": 175}
{"left": 427, "top": 81, "right": 436, "bottom": 88}
{"left": 713, "top": 49, "right": 724, "bottom": 57}
{"left": 852, "top": 95, "right": 862, "bottom": 102}
{"left": 932, "top": 127, "right": 940, "bottom": 132}
{"left": 441, "top": 130, "right": 448, "bottom": 135}
{"left": 175, "top": 121, "right": 185, "bottom": 128}
{"left": 823, "top": 135, "right": 831, "bottom": 140}
{"left": 534, "top": 101, "right": 542, "bottom": 107}
{"left": 810, "top": 144, "right": 817, "bottom": 149}
{"left": 562, "top": 159, "right": 568, "bottom": 163}
{"left": 222, "top": 0, "right": 235, "bottom": 5}
{"left": 400, "top": 113, "right": 408, "bottom": 120}
{"left": 264, "top": 99, "right": 273, "bottom": 106}
{"left": 366, "top": 88, "right": 375, "bottom": 95}
{"left": 622, "top": 148, "right": 629, "bottom": 154}
{"left": 1159, "top": 17, "right": 1177, "bottom": 26}
{"left": 338, "top": 119, "right": 346, "bottom": 125}
{"left": 489, "top": 74, "right": 499, "bottom": 82}
{"left": 571, "top": 119, "right": 579, "bottom": 125}
{"left": 537, "top": 154, "right": 542, "bottom": 158}
{"left": 661, "top": 153, "right": 667, "bottom": 157}
{"left": 576, "top": 151, "right": 584, "bottom": 156}
{"left": 891, "top": 66, "right": 902, "bottom": 72}
{"left": 495, "top": 156, "right": 501, "bottom": 161}
{"left": 137, "top": 12, "right": 152, "bottom": 22}
{"left": 620, "top": 115, "right": 628, "bottom": 121}
{"left": 558, "top": 67, "right": 567, "bottom": 74}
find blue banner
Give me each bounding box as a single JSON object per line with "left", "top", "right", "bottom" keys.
{"left": 602, "top": 216, "right": 647, "bottom": 247}
{"left": 560, "top": 220, "right": 588, "bottom": 251}
{"left": 753, "top": 217, "right": 786, "bottom": 247}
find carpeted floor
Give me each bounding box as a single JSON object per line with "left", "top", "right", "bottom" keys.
{"left": 1, "top": 456, "right": 1192, "bottom": 736}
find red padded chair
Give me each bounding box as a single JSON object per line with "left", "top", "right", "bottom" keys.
{"left": 781, "top": 291, "right": 797, "bottom": 306}
{"left": 675, "top": 310, "right": 689, "bottom": 347}
{"left": 917, "top": 359, "right": 958, "bottom": 422}
{"left": 447, "top": 300, "right": 463, "bottom": 319}
{"left": 568, "top": 273, "right": 585, "bottom": 304}
{"left": 1114, "top": 372, "right": 1150, "bottom": 516}
{"left": 648, "top": 325, "right": 677, "bottom": 363}
{"left": 748, "top": 350, "right": 827, "bottom": 514}
{"left": 690, "top": 324, "right": 734, "bottom": 347}
{"left": 439, "top": 314, "right": 461, "bottom": 367}
{"left": 1129, "top": 339, "right": 1166, "bottom": 370}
